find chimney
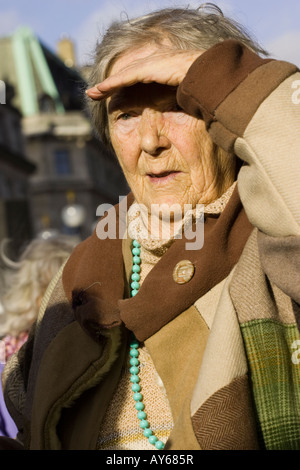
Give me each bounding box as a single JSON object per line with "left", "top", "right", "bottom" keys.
{"left": 57, "top": 35, "right": 76, "bottom": 68}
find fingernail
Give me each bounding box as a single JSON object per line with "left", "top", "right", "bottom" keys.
{"left": 87, "top": 86, "right": 101, "bottom": 94}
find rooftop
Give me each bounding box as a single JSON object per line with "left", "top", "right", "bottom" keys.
{"left": 0, "top": 27, "right": 87, "bottom": 118}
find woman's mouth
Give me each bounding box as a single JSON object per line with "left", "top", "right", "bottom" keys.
{"left": 146, "top": 171, "right": 181, "bottom": 184}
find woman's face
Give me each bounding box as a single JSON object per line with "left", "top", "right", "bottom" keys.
{"left": 107, "top": 44, "right": 234, "bottom": 212}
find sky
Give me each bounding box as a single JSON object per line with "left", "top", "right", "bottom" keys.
{"left": 0, "top": 0, "right": 299, "bottom": 67}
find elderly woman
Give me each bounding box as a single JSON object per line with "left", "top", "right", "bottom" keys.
{"left": 1, "top": 4, "right": 300, "bottom": 450}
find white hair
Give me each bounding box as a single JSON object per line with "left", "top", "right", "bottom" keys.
{"left": 86, "top": 3, "right": 268, "bottom": 148}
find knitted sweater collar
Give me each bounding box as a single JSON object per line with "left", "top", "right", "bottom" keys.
{"left": 128, "top": 182, "right": 237, "bottom": 259}
{"left": 128, "top": 182, "right": 237, "bottom": 283}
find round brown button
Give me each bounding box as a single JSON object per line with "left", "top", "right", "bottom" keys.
{"left": 173, "top": 260, "right": 195, "bottom": 284}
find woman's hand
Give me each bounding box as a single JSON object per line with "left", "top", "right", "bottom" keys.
{"left": 86, "top": 48, "right": 204, "bottom": 100}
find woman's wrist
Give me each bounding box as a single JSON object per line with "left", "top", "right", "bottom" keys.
{"left": 177, "top": 39, "right": 271, "bottom": 126}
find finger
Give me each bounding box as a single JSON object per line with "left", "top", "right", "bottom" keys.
{"left": 86, "top": 56, "right": 163, "bottom": 100}
{"left": 85, "top": 88, "right": 103, "bottom": 100}
{"left": 86, "top": 74, "right": 136, "bottom": 101}
{"left": 85, "top": 50, "right": 203, "bottom": 100}
{"left": 96, "top": 67, "right": 150, "bottom": 93}
{"left": 86, "top": 76, "right": 127, "bottom": 99}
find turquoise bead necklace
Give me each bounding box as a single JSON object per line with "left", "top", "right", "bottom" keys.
{"left": 129, "top": 239, "right": 165, "bottom": 450}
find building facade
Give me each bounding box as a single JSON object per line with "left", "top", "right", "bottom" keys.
{"left": 0, "top": 82, "right": 36, "bottom": 257}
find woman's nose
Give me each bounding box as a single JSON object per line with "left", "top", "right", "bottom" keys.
{"left": 139, "top": 110, "right": 171, "bottom": 156}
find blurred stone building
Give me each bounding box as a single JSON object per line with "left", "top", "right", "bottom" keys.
{"left": 0, "top": 80, "right": 36, "bottom": 256}
{"left": 0, "top": 27, "right": 129, "bottom": 242}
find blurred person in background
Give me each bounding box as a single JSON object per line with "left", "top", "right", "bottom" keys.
{"left": 0, "top": 237, "right": 76, "bottom": 439}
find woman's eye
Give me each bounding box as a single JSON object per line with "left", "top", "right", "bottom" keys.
{"left": 118, "top": 112, "right": 134, "bottom": 120}
{"left": 113, "top": 111, "right": 140, "bottom": 133}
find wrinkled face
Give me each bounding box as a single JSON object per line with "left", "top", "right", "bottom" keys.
{"left": 107, "top": 44, "right": 233, "bottom": 212}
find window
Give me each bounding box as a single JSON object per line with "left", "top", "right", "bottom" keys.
{"left": 54, "top": 149, "right": 71, "bottom": 175}
{"left": 0, "top": 175, "right": 13, "bottom": 199}
{"left": 38, "top": 94, "right": 56, "bottom": 113}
